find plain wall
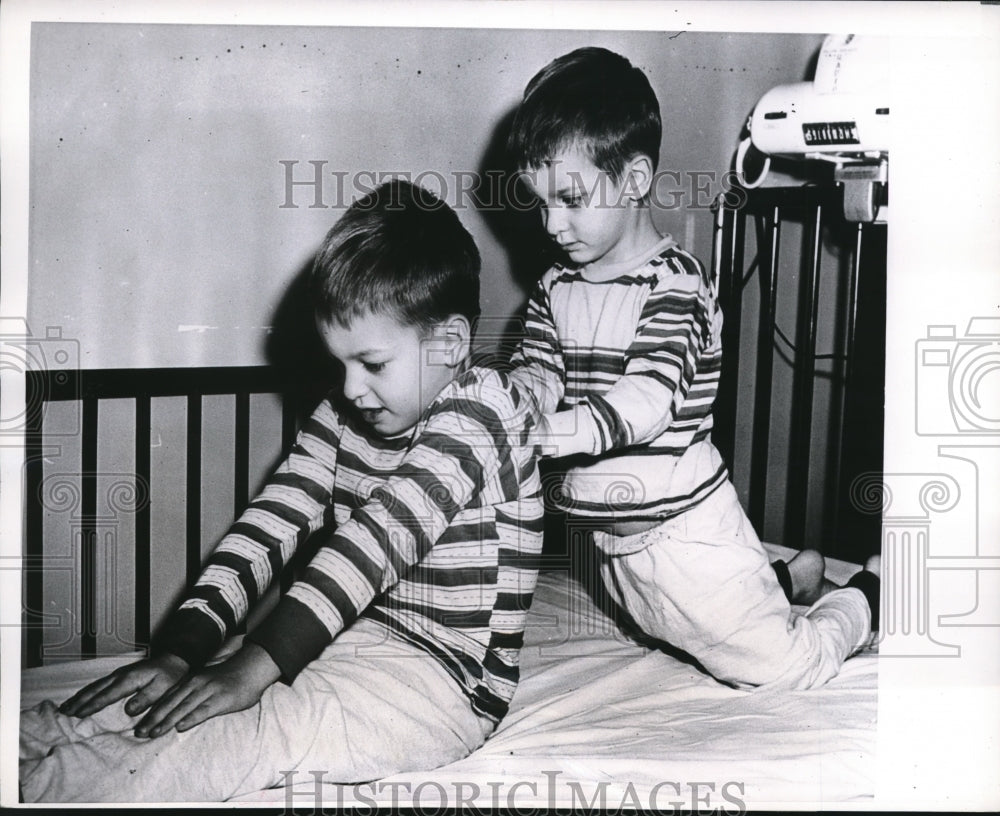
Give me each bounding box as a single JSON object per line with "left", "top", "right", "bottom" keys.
{"left": 29, "top": 24, "right": 824, "bottom": 367}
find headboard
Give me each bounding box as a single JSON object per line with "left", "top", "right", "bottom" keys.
{"left": 711, "top": 184, "right": 887, "bottom": 564}
{"left": 22, "top": 366, "right": 301, "bottom": 668}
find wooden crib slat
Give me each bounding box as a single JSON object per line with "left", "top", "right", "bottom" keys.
{"left": 233, "top": 392, "right": 251, "bottom": 636}
{"left": 135, "top": 394, "right": 151, "bottom": 649}
{"left": 81, "top": 396, "right": 98, "bottom": 660}
{"left": 279, "top": 395, "right": 295, "bottom": 593}
{"left": 186, "top": 394, "right": 202, "bottom": 586}
{"left": 24, "top": 402, "right": 45, "bottom": 668}
{"left": 234, "top": 391, "right": 250, "bottom": 516}
{"left": 281, "top": 395, "right": 297, "bottom": 454}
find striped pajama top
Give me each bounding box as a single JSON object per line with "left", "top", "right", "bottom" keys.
{"left": 158, "top": 367, "right": 544, "bottom": 724}
{"left": 509, "top": 235, "right": 728, "bottom": 524}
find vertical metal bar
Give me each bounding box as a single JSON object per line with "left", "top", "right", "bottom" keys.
{"left": 234, "top": 391, "right": 250, "bottom": 517}
{"left": 135, "top": 394, "right": 151, "bottom": 650}
{"left": 713, "top": 199, "right": 744, "bottom": 472}
{"left": 786, "top": 202, "right": 823, "bottom": 546}
{"left": 81, "top": 397, "right": 98, "bottom": 660}
{"left": 24, "top": 380, "right": 45, "bottom": 668}
{"left": 829, "top": 224, "right": 863, "bottom": 548}
{"left": 835, "top": 222, "right": 887, "bottom": 562}
{"left": 748, "top": 205, "right": 781, "bottom": 530}
{"left": 186, "top": 394, "right": 202, "bottom": 586}
{"left": 845, "top": 224, "right": 863, "bottom": 379}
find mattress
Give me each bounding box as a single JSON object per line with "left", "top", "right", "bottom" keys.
{"left": 19, "top": 543, "right": 877, "bottom": 809}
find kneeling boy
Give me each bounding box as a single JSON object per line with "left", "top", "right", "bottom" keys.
{"left": 506, "top": 47, "right": 879, "bottom": 690}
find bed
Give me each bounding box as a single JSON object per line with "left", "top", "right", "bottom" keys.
{"left": 21, "top": 500, "right": 876, "bottom": 809}
{"left": 19, "top": 183, "right": 881, "bottom": 806}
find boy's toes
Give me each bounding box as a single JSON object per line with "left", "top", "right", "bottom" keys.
{"left": 864, "top": 553, "right": 881, "bottom": 579}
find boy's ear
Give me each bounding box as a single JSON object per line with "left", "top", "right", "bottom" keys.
{"left": 437, "top": 314, "right": 472, "bottom": 367}
{"left": 622, "top": 154, "right": 655, "bottom": 202}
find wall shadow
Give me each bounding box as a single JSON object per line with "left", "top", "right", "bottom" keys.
{"left": 470, "top": 106, "right": 557, "bottom": 368}
{"left": 264, "top": 255, "right": 340, "bottom": 423}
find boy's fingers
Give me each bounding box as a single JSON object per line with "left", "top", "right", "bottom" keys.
{"left": 175, "top": 680, "right": 254, "bottom": 733}
{"left": 61, "top": 672, "right": 135, "bottom": 717}
{"left": 75, "top": 683, "right": 133, "bottom": 717}
{"left": 145, "top": 687, "right": 210, "bottom": 738}
{"left": 123, "top": 681, "right": 164, "bottom": 716}
{"left": 174, "top": 699, "right": 218, "bottom": 733}
{"left": 58, "top": 674, "right": 117, "bottom": 715}
{"left": 134, "top": 680, "right": 198, "bottom": 737}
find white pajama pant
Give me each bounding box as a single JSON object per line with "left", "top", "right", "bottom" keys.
{"left": 592, "top": 480, "right": 872, "bottom": 689}
{"left": 20, "top": 619, "right": 494, "bottom": 803}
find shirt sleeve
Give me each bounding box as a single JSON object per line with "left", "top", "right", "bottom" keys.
{"left": 547, "top": 271, "right": 715, "bottom": 457}
{"left": 155, "top": 397, "right": 342, "bottom": 669}
{"left": 245, "top": 378, "right": 510, "bottom": 681}
{"left": 508, "top": 274, "right": 566, "bottom": 417}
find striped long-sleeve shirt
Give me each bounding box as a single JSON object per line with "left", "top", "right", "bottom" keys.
{"left": 157, "top": 367, "right": 544, "bottom": 724}
{"left": 509, "top": 235, "right": 728, "bottom": 523}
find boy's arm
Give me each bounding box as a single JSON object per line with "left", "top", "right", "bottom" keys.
{"left": 154, "top": 397, "right": 343, "bottom": 671}
{"left": 544, "top": 273, "right": 716, "bottom": 458}
{"left": 508, "top": 276, "right": 566, "bottom": 417}
{"left": 245, "top": 377, "right": 512, "bottom": 682}
{"left": 62, "top": 399, "right": 344, "bottom": 724}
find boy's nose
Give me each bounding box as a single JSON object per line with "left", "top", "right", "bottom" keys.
{"left": 543, "top": 205, "right": 568, "bottom": 237}
{"left": 342, "top": 367, "right": 368, "bottom": 402}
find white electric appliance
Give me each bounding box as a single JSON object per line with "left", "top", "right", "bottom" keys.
{"left": 737, "top": 34, "right": 889, "bottom": 221}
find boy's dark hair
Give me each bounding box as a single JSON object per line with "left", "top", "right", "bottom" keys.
{"left": 507, "top": 47, "right": 661, "bottom": 180}
{"left": 310, "top": 179, "right": 481, "bottom": 331}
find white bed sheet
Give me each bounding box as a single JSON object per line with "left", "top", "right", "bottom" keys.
{"left": 20, "top": 543, "right": 877, "bottom": 809}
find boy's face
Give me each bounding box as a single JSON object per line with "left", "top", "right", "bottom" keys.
{"left": 520, "top": 147, "right": 640, "bottom": 267}
{"left": 318, "top": 311, "right": 465, "bottom": 437}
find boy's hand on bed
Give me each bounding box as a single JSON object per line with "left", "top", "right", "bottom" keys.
{"left": 58, "top": 653, "right": 190, "bottom": 719}
{"left": 133, "top": 642, "right": 281, "bottom": 738}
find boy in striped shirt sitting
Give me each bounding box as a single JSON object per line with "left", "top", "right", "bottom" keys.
{"left": 506, "top": 47, "right": 880, "bottom": 690}
{"left": 21, "top": 180, "right": 544, "bottom": 802}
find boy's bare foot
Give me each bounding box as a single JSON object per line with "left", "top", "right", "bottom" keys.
{"left": 787, "top": 548, "right": 838, "bottom": 605}
{"left": 863, "top": 552, "right": 881, "bottom": 579}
